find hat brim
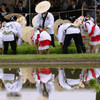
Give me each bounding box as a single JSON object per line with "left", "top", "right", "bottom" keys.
{"left": 35, "top": 1, "right": 51, "bottom": 13}
{"left": 32, "top": 15, "right": 37, "bottom": 27}
{"left": 22, "top": 26, "right": 36, "bottom": 46}
{"left": 73, "top": 16, "right": 84, "bottom": 27}
{"left": 54, "top": 19, "right": 71, "bottom": 35}
{"left": 5, "top": 13, "right": 22, "bottom": 20}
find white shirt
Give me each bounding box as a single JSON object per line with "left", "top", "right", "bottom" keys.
{"left": 2, "top": 21, "right": 22, "bottom": 42}
{"left": 58, "top": 23, "right": 80, "bottom": 43}
{"left": 36, "top": 12, "right": 54, "bottom": 34}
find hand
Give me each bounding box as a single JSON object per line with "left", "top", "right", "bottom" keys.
{"left": 44, "top": 27, "right": 48, "bottom": 30}
{"left": 39, "top": 25, "right": 41, "bottom": 28}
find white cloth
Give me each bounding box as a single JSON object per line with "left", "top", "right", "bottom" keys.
{"left": 38, "top": 45, "right": 49, "bottom": 50}
{"left": 58, "top": 70, "right": 71, "bottom": 90}
{"left": 0, "top": 69, "right": 3, "bottom": 79}
{"left": 81, "top": 20, "right": 100, "bottom": 45}
{"left": 4, "top": 75, "right": 22, "bottom": 93}
{"left": 57, "top": 23, "right": 80, "bottom": 43}
{"left": 33, "top": 71, "right": 55, "bottom": 95}
{"left": 36, "top": 12, "right": 54, "bottom": 34}
{"left": 2, "top": 21, "right": 22, "bottom": 42}
{"left": 32, "top": 30, "right": 51, "bottom": 44}
{"left": 0, "top": 30, "right": 3, "bottom": 48}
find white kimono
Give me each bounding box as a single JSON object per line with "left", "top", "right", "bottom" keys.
{"left": 81, "top": 20, "right": 100, "bottom": 45}
{"left": 33, "top": 68, "right": 55, "bottom": 96}
{"left": 32, "top": 30, "right": 51, "bottom": 50}
{"left": 0, "top": 29, "right": 3, "bottom": 48}
{"left": 57, "top": 23, "right": 80, "bottom": 43}
{"left": 36, "top": 12, "right": 54, "bottom": 35}
{"left": 2, "top": 21, "right": 23, "bottom": 45}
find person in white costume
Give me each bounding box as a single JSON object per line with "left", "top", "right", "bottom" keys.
{"left": 80, "top": 68, "right": 100, "bottom": 82}
{"left": 33, "top": 68, "right": 55, "bottom": 97}
{"left": 81, "top": 20, "right": 100, "bottom": 53}
{"left": 35, "top": 1, "right": 55, "bottom": 47}
{"left": 0, "top": 22, "right": 3, "bottom": 53}
{"left": 2, "top": 16, "right": 22, "bottom": 54}
{"left": 57, "top": 23, "right": 86, "bottom": 53}
{"left": 32, "top": 29, "right": 51, "bottom": 54}
{"left": 2, "top": 68, "right": 22, "bottom": 96}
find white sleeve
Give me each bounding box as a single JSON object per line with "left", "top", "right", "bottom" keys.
{"left": 35, "top": 14, "right": 40, "bottom": 28}
{"left": 57, "top": 25, "right": 65, "bottom": 43}
{"left": 80, "top": 28, "right": 86, "bottom": 37}
{"left": 47, "top": 13, "right": 54, "bottom": 29}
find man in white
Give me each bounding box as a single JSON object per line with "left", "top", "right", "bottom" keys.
{"left": 35, "top": 1, "right": 55, "bottom": 47}
{"left": 58, "top": 23, "right": 86, "bottom": 53}
{"left": 2, "top": 15, "right": 22, "bottom": 54}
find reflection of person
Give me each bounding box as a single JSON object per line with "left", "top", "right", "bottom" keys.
{"left": 32, "top": 30, "right": 51, "bottom": 54}
{"left": 35, "top": 1, "right": 55, "bottom": 47}
{"left": 33, "top": 68, "right": 54, "bottom": 97}
{"left": 2, "top": 68, "right": 22, "bottom": 96}
{"left": 80, "top": 68, "right": 100, "bottom": 82}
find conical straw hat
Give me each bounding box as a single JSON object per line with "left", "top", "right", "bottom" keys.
{"left": 22, "top": 27, "right": 29, "bottom": 43}
{"left": 35, "top": 1, "right": 51, "bottom": 13}
{"left": 63, "top": 20, "right": 71, "bottom": 23}
{"left": 53, "top": 19, "right": 64, "bottom": 35}
{"left": 5, "top": 13, "right": 22, "bottom": 20}
{"left": 27, "top": 27, "right": 37, "bottom": 46}
{"left": 17, "top": 16, "right": 27, "bottom": 27}
{"left": 32, "top": 15, "right": 37, "bottom": 27}
{"left": 73, "top": 16, "right": 84, "bottom": 27}
{"left": 22, "top": 26, "right": 36, "bottom": 46}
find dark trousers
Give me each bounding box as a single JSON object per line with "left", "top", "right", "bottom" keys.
{"left": 50, "top": 34, "right": 55, "bottom": 47}
{"left": 63, "top": 33, "right": 85, "bottom": 54}
{"left": 3, "top": 40, "right": 16, "bottom": 54}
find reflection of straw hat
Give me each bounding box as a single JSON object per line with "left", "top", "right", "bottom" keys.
{"left": 35, "top": 1, "right": 51, "bottom": 13}
{"left": 22, "top": 26, "right": 36, "bottom": 46}
{"left": 5, "top": 13, "right": 22, "bottom": 20}
{"left": 73, "top": 16, "right": 84, "bottom": 27}
{"left": 27, "top": 68, "right": 36, "bottom": 84}
{"left": 53, "top": 19, "right": 64, "bottom": 35}
{"left": 17, "top": 16, "right": 27, "bottom": 27}
{"left": 32, "top": 15, "right": 37, "bottom": 27}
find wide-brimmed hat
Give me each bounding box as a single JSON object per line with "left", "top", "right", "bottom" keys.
{"left": 22, "top": 26, "right": 36, "bottom": 46}
{"left": 4, "top": 13, "right": 22, "bottom": 20}
{"left": 73, "top": 16, "right": 84, "bottom": 27}
{"left": 32, "top": 15, "right": 37, "bottom": 27}
{"left": 35, "top": 1, "right": 51, "bottom": 13}
{"left": 53, "top": 19, "right": 64, "bottom": 35}
{"left": 17, "top": 16, "right": 27, "bottom": 27}
{"left": 63, "top": 20, "right": 71, "bottom": 23}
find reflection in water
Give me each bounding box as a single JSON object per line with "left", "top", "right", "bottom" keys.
{"left": 0, "top": 68, "right": 100, "bottom": 100}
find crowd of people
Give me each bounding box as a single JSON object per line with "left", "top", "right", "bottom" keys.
{"left": 0, "top": 0, "right": 100, "bottom": 54}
